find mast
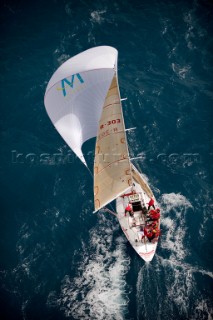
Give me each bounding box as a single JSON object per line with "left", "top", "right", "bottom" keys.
{"left": 115, "top": 71, "right": 134, "bottom": 188}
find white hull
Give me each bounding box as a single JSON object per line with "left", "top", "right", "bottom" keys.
{"left": 116, "top": 165, "right": 160, "bottom": 262}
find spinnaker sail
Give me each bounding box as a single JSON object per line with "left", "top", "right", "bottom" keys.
{"left": 44, "top": 46, "right": 117, "bottom": 166}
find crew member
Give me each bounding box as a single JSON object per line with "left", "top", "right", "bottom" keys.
{"left": 152, "top": 227, "right": 160, "bottom": 238}
{"left": 143, "top": 224, "right": 160, "bottom": 242}
{"left": 147, "top": 198, "right": 155, "bottom": 210}
{"left": 125, "top": 203, "right": 133, "bottom": 216}
{"left": 143, "top": 227, "right": 155, "bottom": 242}
{"left": 147, "top": 208, "right": 160, "bottom": 221}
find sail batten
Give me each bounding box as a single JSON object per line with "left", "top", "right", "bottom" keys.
{"left": 95, "top": 158, "right": 130, "bottom": 175}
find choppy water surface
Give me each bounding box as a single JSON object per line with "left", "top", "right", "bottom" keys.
{"left": 0, "top": 0, "right": 213, "bottom": 319}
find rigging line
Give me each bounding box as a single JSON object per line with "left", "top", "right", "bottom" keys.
{"left": 86, "top": 165, "right": 93, "bottom": 179}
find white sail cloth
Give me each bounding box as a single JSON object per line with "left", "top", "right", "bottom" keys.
{"left": 44, "top": 46, "right": 117, "bottom": 166}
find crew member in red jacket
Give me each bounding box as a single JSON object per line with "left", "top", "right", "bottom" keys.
{"left": 147, "top": 198, "right": 155, "bottom": 210}
{"left": 148, "top": 208, "right": 160, "bottom": 221}
{"left": 143, "top": 227, "right": 155, "bottom": 242}
{"left": 125, "top": 203, "right": 133, "bottom": 216}
{"left": 142, "top": 224, "right": 160, "bottom": 242}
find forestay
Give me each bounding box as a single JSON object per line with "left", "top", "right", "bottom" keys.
{"left": 44, "top": 46, "right": 117, "bottom": 166}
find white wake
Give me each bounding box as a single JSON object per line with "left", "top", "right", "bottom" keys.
{"left": 136, "top": 192, "right": 213, "bottom": 320}
{"left": 48, "top": 214, "right": 130, "bottom": 319}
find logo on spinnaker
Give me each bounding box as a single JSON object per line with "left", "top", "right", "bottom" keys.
{"left": 57, "top": 73, "right": 84, "bottom": 97}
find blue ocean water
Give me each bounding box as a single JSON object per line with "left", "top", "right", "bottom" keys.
{"left": 0, "top": 0, "right": 213, "bottom": 319}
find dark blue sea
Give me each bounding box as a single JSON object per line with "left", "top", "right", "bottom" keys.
{"left": 1, "top": 0, "right": 213, "bottom": 319}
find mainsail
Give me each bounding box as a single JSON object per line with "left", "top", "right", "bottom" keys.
{"left": 44, "top": 46, "right": 117, "bottom": 166}
{"left": 94, "top": 75, "right": 132, "bottom": 211}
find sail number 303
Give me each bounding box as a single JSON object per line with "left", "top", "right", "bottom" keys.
{"left": 100, "top": 119, "right": 121, "bottom": 130}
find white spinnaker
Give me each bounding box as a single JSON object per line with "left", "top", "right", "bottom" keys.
{"left": 44, "top": 46, "right": 117, "bottom": 166}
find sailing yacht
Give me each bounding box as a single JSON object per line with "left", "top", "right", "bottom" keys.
{"left": 44, "top": 46, "right": 160, "bottom": 262}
